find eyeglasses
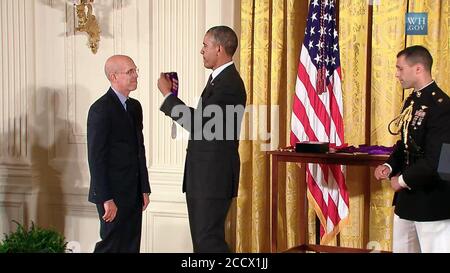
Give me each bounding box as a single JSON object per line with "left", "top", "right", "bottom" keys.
{"left": 116, "top": 68, "right": 139, "bottom": 76}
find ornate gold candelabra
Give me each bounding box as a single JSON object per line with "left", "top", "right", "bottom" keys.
{"left": 74, "top": 0, "right": 100, "bottom": 54}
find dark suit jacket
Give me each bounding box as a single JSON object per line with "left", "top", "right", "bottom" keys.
{"left": 386, "top": 82, "right": 450, "bottom": 221}
{"left": 87, "top": 88, "right": 150, "bottom": 207}
{"left": 160, "top": 64, "right": 246, "bottom": 199}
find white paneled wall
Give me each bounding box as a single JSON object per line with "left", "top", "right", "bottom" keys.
{"left": 0, "top": 0, "right": 238, "bottom": 253}
{"left": 0, "top": 0, "right": 34, "bottom": 238}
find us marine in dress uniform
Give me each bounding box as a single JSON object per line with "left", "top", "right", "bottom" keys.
{"left": 374, "top": 45, "right": 450, "bottom": 253}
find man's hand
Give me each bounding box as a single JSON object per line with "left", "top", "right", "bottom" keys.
{"left": 157, "top": 73, "right": 173, "bottom": 96}
{"left": 390, "top": 176, "right": 404, "bottom": 192}
{"left": 374, "top": 165, "right": 391, "bottom": 180}
{"left": 102, "top": 199, "right": 118, "bottom": 223}
{"left": 142, "top": 193, "right": 150, "bottom": 211}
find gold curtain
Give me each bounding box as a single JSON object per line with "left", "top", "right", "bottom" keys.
{"left": 234, "top": 0, "right": 449, "bottom": 252}
{"left": 370, "top": 0, "right": 408, "bottom": 251}
{"left": 233, "top": 0, "right": 308, "bottom": 252}
{"left": 338, "top": 0, "right": 372, "bottom": 248}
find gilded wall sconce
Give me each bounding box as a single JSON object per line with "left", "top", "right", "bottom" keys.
{"left": 73, "top": 0, "right": 101, "bottom": 54}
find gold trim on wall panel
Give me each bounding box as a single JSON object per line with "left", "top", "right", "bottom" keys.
{"left": 0, "top": 0, "right": 31, "bottom": 163}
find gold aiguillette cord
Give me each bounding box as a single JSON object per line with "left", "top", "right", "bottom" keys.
{"left": 388, "top": 99, "right": 414, "bottom": 147}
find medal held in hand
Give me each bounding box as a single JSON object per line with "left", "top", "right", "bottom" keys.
{"left": 165, "top": 72, "right": 178, "bottom": 139}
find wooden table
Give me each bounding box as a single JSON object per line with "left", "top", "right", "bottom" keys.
{"left": 267, "top": 151, "right": 389, "bottom": 253}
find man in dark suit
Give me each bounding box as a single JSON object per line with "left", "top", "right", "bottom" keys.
{"left": 87, "top": 55, "right": 151, "bottom": 253}
{"left": 374, "top": 45, "right": 450, "bottom": 252}
{"left": 157, "top": 26, "right": 246, "bottom": 253}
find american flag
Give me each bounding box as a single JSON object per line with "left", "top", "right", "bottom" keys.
{"left": 290, "top": 0, "right": 349, "bottom": 244}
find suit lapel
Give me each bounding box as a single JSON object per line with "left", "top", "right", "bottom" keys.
{"left": 107, "top": 88, "right": 134, "bottom": 129}
{"left": 200, "top": 64, "right": 236, "bottom": 101}
{"left": 201, "top": 82, "right": 214, "bottom": 100}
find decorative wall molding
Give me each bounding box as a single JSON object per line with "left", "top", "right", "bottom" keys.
{"left": 0, "top": 0, "right": 34, "bottom": 162}
{"left": 0, "top": 200, "right": 25, "bottom": 235}
{"left": 148, "top": 184, "right": 186, "bottom": 204}
{"left": 147, "top": 211, "right": 192, "bottom": 253}
{"left": 48, "top": 203, "right": 97, "bottom": 218}
{"left": 0, "top": 164, "right": 32, "bottom": 177}
{"left": 0, "top": 201, "right": 25, "bottom": 219}
{"left": 149, "top": 0, "right": 204, "bottom": 170}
